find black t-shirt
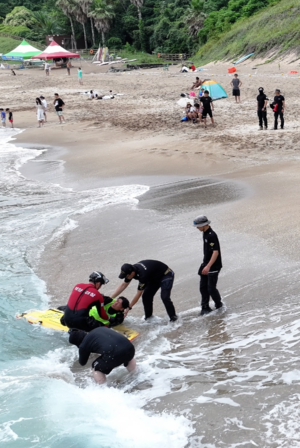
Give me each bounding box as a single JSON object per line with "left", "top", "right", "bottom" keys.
{"left": 274, "top": 95, "right": 285, "bottom": 111}
{"left": 78, "top": 327, "right": 134, "bottom": 366}
{"left": 200, "top": 96, "right": 212, "bottom": 110}
{"left": 202, "top": 227, "right": 222, "bottom": 271}
{"left": 54, "top": 98, "right": 65, "bottom": 111}
{"left": 124, "top": 259, "right": 169, "bottom": 290}
{"left": 257, "top": 93, "right": 268, "bottom": 109}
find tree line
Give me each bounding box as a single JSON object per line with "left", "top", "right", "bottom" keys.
{"left": 0, "top": 0, "right": 281, "bottom": 53}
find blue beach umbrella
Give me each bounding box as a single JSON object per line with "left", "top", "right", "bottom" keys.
{"left": 200, "top": 80, "right": 228, "bottom": 100}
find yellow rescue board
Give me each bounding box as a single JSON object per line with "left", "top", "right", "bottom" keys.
{"left": 16, "top": 309, "right": 139, "bottom": 341}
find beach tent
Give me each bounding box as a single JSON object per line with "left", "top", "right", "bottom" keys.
{"left": 32, "top": 40, "right": 79, "bottom": 59}
{"left": 200, "top": 80, "right": 227, "bottom": 100}
{"left": 2, "top": 39, "right": 41, "bottom": 60}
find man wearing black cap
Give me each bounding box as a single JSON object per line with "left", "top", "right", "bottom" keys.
{"left": 193, "top": 215, "right": 223, "bottom": 315}
{"left": 63, "top": 271, "right": 112, "bottom": 332}
{"left": 69, "top": 327, "right": 136, "bottom": 384}
{"left": 112, "top": 260, "right": 178, "bottom": 322}
{"left": 257, "top": 87, "right": 268, "bottom": 130}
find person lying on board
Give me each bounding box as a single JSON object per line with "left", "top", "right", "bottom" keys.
{"left": 69, "top": 327, "right": 136, "bottom": 384}
{"left": 89, "top": 296, "right": 130, "bottom": 326}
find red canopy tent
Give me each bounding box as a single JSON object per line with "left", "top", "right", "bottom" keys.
{"left": 32, "top": 40, "right": 79, "bottom": 59}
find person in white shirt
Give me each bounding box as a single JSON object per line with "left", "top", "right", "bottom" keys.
{"left": 40, "top": 96, "right": 48, "bottom": 122}
{"left": 45, "top": 61, "right": 50, "bottom": 76}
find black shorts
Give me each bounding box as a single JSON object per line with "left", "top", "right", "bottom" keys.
{"left": 202, "top": 109, "right": 212, "bottom": 118}
{"left": 92, "top": 345, "right": 135, "bottom": 375}
{"left": 232, "top": 89, "right": 240, "bottom": 96}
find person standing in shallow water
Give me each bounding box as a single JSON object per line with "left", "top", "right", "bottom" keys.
{"left": 230, "top": 73, "right": 242, "bottom": 103}
{"left": 257, "top": 87, "right": 268, "bottom": 130}
{"left": 193, "top": 215, "right": 223, "bottom": 316}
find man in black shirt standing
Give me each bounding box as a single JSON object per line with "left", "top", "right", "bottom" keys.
{"left": 200, "top": 90, "right": 214, "bottom": 128}
{"left": 112, "top": 260, "right": 178, "bottom": 322}
{"left": 272, "top": 89, "right": 285, "bottom": 130}
{"left": 193, "top": 215, "right": 223, "bottom": 315}
{"left": 257, "top": 87, "right": 268, "bottom": 130}
{"left": 53, "top": 93, "right": 65, "bottom": 124}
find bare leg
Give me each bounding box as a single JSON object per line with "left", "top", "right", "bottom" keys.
{"left": 126, "top": 358, "right": 136, "bottom": 373}
{"left": 211, "top": 116, "right": 214, "bottom": 125}
{"left": 93, "top": 370, "right": 106, "bottom": 384}
{"left": 44, "top": 112, "right": 47, "bottom": 122}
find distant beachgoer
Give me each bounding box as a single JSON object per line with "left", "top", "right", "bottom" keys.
{"left": 200, "top": 90, "right": 214, "bottom": 128}
{"left": 78, "top": 67, "right": 83, "bottom": 85}
{"left": 67, "top": 60, "right": 71, "bottom": 75}
{"left": 11, "top": 69, "right": 16, "bottom": 76}
{"left": 6, "top": 108, "right": 13, "bottom": 128}
{"left": 112, "top": 260, "right": 178, "bottom": 322}
{"left": 272, "top": 89, "right": 285, "bottom": 130}
{"left": 88, "top": 90, "right": 96, "bottom": 99}
{"left": 192, "top": 103, "right": 201, "bottom": 124}
{"left": 53, "top": 93, "right": 65, "bottom": 124}
{"left": 192, "top": 77, "right": 202, "bottom": 90}
{"left": 230, "top": 73, "right": 242, "bottom": 103}
{"left": 0, "top": 108, "right": 6, "bottom": 127}
{"left": 190, "top": 63, "right": 196, "bottom": 72}
{"left": 193, "top": 215, "right": 223, "bottom": 316}
{"left": 40, "top": 96, "right": 48, "bottom": 122}
{"left": 45, "top": 61, "right": 50, "bottom": 76}
{"left": 198, "top": 88, "right": 205, "bottom": 98}
{"left": 69, "top": 327, "right": 136, "bottom": 384}
{"left": 35, "top": 98, "right": 45, "bottom": 128}
{"left": 257, "top": 87, "right": 268, "bottom": 130}
{"left": 181, "top": 65, "right": 188, "bottom": 73}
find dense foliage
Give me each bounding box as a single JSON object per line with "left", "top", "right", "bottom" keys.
{"left": 0, "top": 0, "right": 282, "bottom": 54}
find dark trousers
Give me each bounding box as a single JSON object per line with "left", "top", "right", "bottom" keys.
{"left": 200, "top": 272, "right": 222, "bottom": 308}
{"left": 142, "top": 271, "right": 176, "bottom": 319}
{"left": 274, "top": 111, "right": 284, "bottom": 129}
{"left": 258, "top": 109, "right": 267, "bottom": 128}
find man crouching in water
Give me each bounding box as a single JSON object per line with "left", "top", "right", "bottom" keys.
{"left": 69, "top": 327, "right": 136, "bottom": 384}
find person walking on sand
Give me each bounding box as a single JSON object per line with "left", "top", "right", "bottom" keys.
{"left": 45, "top": 61, "right": 50, "bottom": 76}
{"left": 272, "top": 89, "right": 285, "bottom": 130}
{"left": 68, "top": 327, "right": 136, "bottom": 384}
{"left": 112, "top": 260, "right": 178, "bottom": 322}
{"left": 257, "top": 87, "right": 268, "bottom": 130}
{"left": 230, "top": 73, "right": 242, "bottom": 103}
{"left": 53, "top": 93, "right": 65, "bottom": 124}
{"left": 40, "top": 96, "right": 48, "bottom": 122}
{"left": 6, "top": 108, "right": 13, "bottom": 128}
{"left": 200, "top": 90, "right": 214, "bottom": 128}
{"left": 0, "top": 108, "right": 6, "bottom": 127}
{"left": 67, "top": 60, "right": 71, "bottom": 75}
{"left": 78, "top": 67, "right": 83, "bottom": 85}
{"left": 35, "top": 98, "right": 45, "bottom": 128}
{"left": 193, "top": 215, "right": 223, "bottom": 316}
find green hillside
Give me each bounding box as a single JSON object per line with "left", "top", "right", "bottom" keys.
{"left": 0, "top": 35, "right": 43, "bottom": 54}
{"left": 196, "top": 0, "right": 300, "bottom": 64}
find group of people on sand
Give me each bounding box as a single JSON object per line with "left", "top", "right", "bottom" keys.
{"left": 185, "top": 91, "right": 215, "bottom": 128}
{"left": 35, "top": 93, "right": 65, "bottom": 127}
{"left": 58, "top": 215, "right": 222, "bottom": 384}
{"left": 0, "top": 107, "right": 13, "bottom": 128}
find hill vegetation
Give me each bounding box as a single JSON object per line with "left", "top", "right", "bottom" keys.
{"left": 0, "top": 0, "right": 299, "bottom": 62}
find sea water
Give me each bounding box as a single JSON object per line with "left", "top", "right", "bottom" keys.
{"left": 0, "top": 130, "right": 193, "bottom": 447}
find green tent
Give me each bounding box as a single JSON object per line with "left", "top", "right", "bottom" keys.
{"left": 2, "top": 39, "right": 41, "bottom": 60}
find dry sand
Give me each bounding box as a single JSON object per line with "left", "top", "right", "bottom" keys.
{"left": 1, "top": 58, "right": 300, "bottom": 311}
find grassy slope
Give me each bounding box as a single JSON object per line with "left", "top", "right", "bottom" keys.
{"left": 0, "top": 35, "right": 44, "bottom": 54}
{"left": 195, "top": 0, "right": 300, "bottom": 64}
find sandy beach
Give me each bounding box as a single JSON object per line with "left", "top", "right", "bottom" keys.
{"left": 2, "top": 57, "right": 300, "bottom": 446}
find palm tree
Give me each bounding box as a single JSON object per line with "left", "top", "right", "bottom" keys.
{"left": 32, "top": 11, "right": 63, "bottom": 37}
{"left": 88, "top": 0, "right": 115, "bottom": 47}
{"left": 73, "top": 0, "right": 88, "bottom": 49}
{"left": 56, "top": 0, "right": 77, "bottom": 50}
{"left": 129, "top": 0, "right": 143, "bottom": 21}
{"left": 78, "top": 0, "right": 96, "bottom": 48}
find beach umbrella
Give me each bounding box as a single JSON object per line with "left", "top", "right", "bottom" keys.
{"left": 200, "top": 80, "right": 227, "bottom": 100}
{"left": 2, "top": 39, "right": 41, "bottom": 60}
{"left": 32, "top": 40, "right": 79, "bottom": 59}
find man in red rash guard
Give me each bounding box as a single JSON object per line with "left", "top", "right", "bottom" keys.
{"left": 63, "top": 271, "right": 112, "bottom": 332}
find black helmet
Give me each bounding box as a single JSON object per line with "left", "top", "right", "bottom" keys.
{"left": 89, "top": 271, "right": 109, "bottom": 285}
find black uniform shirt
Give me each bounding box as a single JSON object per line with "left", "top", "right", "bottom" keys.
{"left": 124, "top": 259, "right": 168, "bottom": 291}
{"left": 274, "top": 95, "right": 285, "bottom": 111}
{"left": 202, "top": 227, "right": 222, "bottom": 271}
{"left": 200, "top": 96, "right": 212, "bottom": 110}
{"left": 257, "top": 93, "right": 268, "bottom": 109}
{"left": 78, "top": 327, "right": 133, "bottom": 366}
